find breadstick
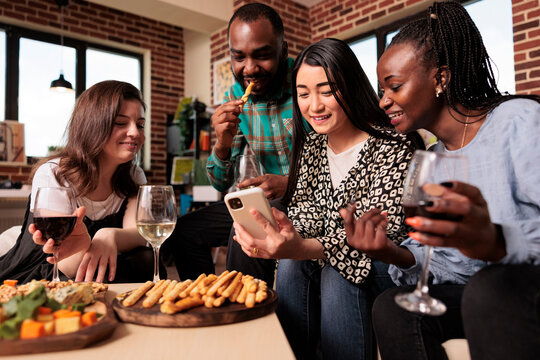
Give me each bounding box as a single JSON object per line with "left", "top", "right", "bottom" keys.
{"left": 143, "top": 280, "right": 169, "bottom": 308}
{"left": 195, "top": 273, "right": 218, "bottom": 296}
{"left": 229, "top": 281, "right": 244, "bottom": 302}
{"left": 165, "top": 280, "right": 191, "bottom": 301}
{"left": 255, "top": 280, "right": 268, "bottom": 303}
{"left": 244, "top": 276, "right": 257, "bottom": 293}
{"left": 163, "top": 280, "right": 178, "bottom": 297}
{"left": 122, "top": 281, "right": 154, "bottom": 307}
{"left": 180, "top": 274, "right": 205, "bottom": 298}
{"left": 159, "top": 280, "right": 178, "bottom": 303}
{"left": 239, "top": 81, "right": 255, "bottom": 109}
{"left": 217, "top": 283, "right": 229, "bottom": 296}
{"left": 207, "top": 270, "right": 237, "bottom": 297}
{"left": 245, "top": 291, "right": 256, "bottom": 308}
{"left": 145, "top": 279, "right": 166, "bottom": 297}
{"left": 213, "top": 296, "right": 227, "bottom": 307}
{"left": 236, "top": 281, "right": 249, "bottom": 304}
{"left": 161, "top": 295, "right": 204, "bottom": 314}
{"left": 204, "top": 295, "right": 216, "bottom": 308}
{"left": 222, "top": 272, "right": 243, "bottom": 298}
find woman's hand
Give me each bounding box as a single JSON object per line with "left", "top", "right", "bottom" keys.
{"left": 30, "top": 206, "right": 91, "bottom": 262}
{"left": 75, "top": 228, "right": 118, "bottom": 283}
{"left": 233, "top": 207, "right": 323, "bottom": 260}
{"left": 340, "top": 206, "right": 389, "bottom": 252}
{"left": 406, "top": 181, "right": 505, "bottom": 262}
{"left": 340, "top": 206, "right": 414, "bottom": 267}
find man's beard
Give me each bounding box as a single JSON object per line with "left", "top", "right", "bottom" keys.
{"left": 232, "top": 58, "right": 288, "bottom": 103}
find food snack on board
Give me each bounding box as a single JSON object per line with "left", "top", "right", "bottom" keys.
{"left": 239, "top": 81, "right": 256, "bottom": 109}
{"left": 119, "top": 270, "right": 270, "bottom": 315}
{"left": 0, "top": 280, "right": 102, "bottom": 340}
{"left": 0, "top": 279, "right": 107, "bottom": 304}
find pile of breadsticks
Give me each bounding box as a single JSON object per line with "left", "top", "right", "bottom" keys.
{"left": 119, "top": 270, "right": 268, "bottom": 315}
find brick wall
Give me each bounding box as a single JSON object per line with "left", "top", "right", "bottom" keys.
{"left": 210, "top": 0, "right": 311, "bottom": 106}
{"left": 310, "top": 0, "right": 540, "bottom": 95}
{"left": 0, "top": 0, "right": 184, "bottom": 185}
{"left": 513, "top": 0, "right": 540, "bottom": 93}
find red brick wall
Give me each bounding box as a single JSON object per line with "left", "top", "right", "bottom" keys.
{"left": 0, "top": 0, "right": 184, "bottom": 185}
{"left": 513, "top": 0, "right": 540, "bottom": 94}
{"left": 310, "top": 0, "right": 540, "bottom": 95}
{"left": 210, "top": 0, "right": 311, "bottom": 106}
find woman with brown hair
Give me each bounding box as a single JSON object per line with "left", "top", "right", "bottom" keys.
{"left": 0, "top": 80, "right": 158, "bottom": 283}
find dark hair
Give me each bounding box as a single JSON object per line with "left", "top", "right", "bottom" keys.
{"left": 33, "top": 80, "right": 145, "bottom": 198}
{"left": 283, "top": 38, "right": 422, "bottom": 203}
{"left": 227, "top": 3, "right": 284, "bottom": 42}
{"left": 390, "top": 0, "right": 540, "bottom": 115}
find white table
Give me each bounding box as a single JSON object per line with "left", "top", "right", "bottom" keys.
{"left": 15, "top": 283, "right": 295, "bottom": 360}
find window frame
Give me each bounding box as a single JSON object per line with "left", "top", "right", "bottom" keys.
{"left": 1, "top": 22, "right": 144, "bottom": 121}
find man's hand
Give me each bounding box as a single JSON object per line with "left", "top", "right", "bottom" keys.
{"left": 238, "top": 174, "right": 288, "bottom": 200}
{"left": 211, "top": 100, "right": 244, "bottom": 159}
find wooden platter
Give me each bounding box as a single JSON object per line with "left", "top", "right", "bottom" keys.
{"left": 112, "top": 289, "right": 278, "bottom": 328}
{"left": 0, "top": 301, "right": 118, "bottom": 356}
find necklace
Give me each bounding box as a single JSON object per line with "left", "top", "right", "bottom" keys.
{"left": 459, "top": 112, "right": 469, "bottom": 150}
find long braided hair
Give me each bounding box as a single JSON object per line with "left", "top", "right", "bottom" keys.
{"left": 390, "top": 1, "right": 539, "bottom": 118}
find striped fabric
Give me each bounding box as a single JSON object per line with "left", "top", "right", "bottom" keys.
{"left": 207, "top": 58, "right": 295, "bottom": 192}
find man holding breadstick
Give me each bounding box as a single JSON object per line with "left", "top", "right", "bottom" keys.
{"left": 168, "top": 3, "right": 307, "bottom": 286}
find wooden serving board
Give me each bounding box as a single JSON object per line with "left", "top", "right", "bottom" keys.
{"left": 0, "top": 301, "right": 118, "bottom": 356}
{"left": 112, "top": 289, "right": 278, "bottom": 327}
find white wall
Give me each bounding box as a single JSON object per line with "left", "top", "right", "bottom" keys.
{"left": 184, "top": 29, "right": 211, "bottom": 106}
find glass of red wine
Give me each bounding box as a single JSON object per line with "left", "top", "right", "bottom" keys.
{"left": 33, "top": 187, "right": 77, "bottom": 282}
{"left": 395, "top": 150, "right": 468, "bottom": 315}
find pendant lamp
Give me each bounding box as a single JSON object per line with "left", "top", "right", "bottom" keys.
{"left": 50, "top": 0, "right": 74, "bottom": 93}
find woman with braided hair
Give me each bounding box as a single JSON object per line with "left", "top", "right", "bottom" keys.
{"left": 340, "top": 1, "right": 540, "bottom": 359}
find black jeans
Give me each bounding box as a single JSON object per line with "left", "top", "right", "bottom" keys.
{"left": 462, "top": 264, "right": 540, "bottom": 360}
{"left": 164, "top": 199, "right": 281, "bottom": 285}
{"left": 372, "top": 284, "right": 465, "bottom": 360}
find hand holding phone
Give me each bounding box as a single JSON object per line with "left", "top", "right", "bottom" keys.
{"left": 225, "top": 187, "right": 276, "bottom": 239}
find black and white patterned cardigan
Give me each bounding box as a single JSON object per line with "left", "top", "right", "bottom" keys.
{"left": 287, "top": 129, "right": 416, "bottom": 285}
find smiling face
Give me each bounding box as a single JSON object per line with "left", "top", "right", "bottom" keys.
{"left": 296, "top": 63, "right": 353, "bottom": 140}
{"left": 377, "top": 43, "right": 442, "bottom": 134}
{"left": 101, "top": 99, "right": 145, "bottom": 167}
{"left": 228, "top": 18, "right": 287, "bottom": 97}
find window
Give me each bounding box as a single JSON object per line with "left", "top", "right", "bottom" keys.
{"left": 0, "top": 31, "right": 5, "bottom": 122}
{"left": 349, "top": 35, "right": 378, "bottom": 92}
{"left": 86, "top": 48, "right": 141, "bottom": 90}
{"left": 348, "top": 0, "right": 515, "bottom": 94}
{"left": 19, "top": 38, "right": 76, "bottom": 157}
{"left": 0, "top": 23, "right": 143, "bottom": 157}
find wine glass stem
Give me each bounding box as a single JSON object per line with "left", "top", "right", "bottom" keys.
{"left": 415, "top": 245, "right": 434, "bottom": 297}
{"left": 152, "top": 245, "right": 161, "bottom": 283}
{"left": 52, "top": 249, "right": 60, "bottom": 282}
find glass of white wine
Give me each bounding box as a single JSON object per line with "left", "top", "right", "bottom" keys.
{"left": 136, "top": 185, "right": 177, "bottom": 283}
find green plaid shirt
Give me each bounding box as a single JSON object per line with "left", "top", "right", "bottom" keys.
{"left": 207, "top": 58, "right": 295, "bottom": 192}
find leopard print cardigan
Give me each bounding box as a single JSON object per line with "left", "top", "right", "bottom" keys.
{"left": 287, "top": 129, "right": 415, "bottom": 285}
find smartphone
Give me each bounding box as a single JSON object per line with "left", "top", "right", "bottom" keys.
{"left": 225, "top": 187, "right": 276, "bottom": 239}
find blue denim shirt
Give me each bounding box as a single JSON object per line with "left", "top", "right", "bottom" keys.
{"left": 390, "top": 98, "right": 540, "bottom": 285}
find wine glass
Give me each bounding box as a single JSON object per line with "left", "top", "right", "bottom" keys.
{"left": 33, "top": 187, "right": 78, "bottom": 283}
{"left": 395, "top": 150, "right": 468, "bottom": 315}
{"left": 136, "top": 185, "right": 177, "bottom": 283}
{"left": 233, "top": 154, "right": 264, "bottom": 191}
